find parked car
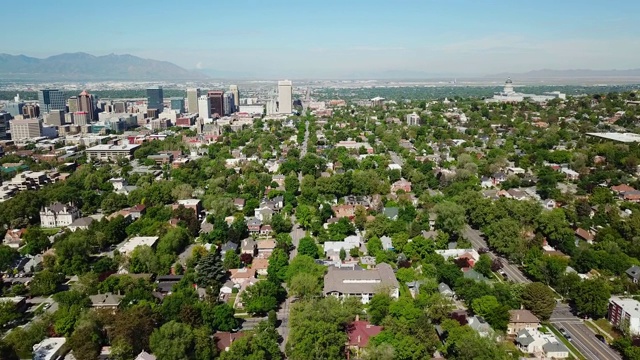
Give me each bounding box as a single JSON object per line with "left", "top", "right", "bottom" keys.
{"left": 595, "top": 334, "right": 606, "bottom": 343}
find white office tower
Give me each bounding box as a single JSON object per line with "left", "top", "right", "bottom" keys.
{"left": 197, "top": 95, "right": 211, "bottom": 119}
{"left": 277, "top": 80, "right": 292, "bottom": 114}
{"left": 229, "top": 85, "right": 240, "bottom": 108}
{"left": 186, "top": 88, "right": 200, "bottom": 113}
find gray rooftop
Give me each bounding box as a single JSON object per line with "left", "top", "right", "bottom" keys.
{"left": 323, "top": 263, "right": 399, "bottom": 295}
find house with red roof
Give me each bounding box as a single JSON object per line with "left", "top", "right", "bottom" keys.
{"left": 213, "top": 332, "right": 245, "bottom": 352}
{"left": 347, "top": 317, "right": 383, "bottom": 358}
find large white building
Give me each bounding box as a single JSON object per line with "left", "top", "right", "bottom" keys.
{"left": 229, "top": 85, "right": 240, "bottom": 108}
{"left": 40, "top": 202, "right": 81, "bottom": 228}
{"left": 186, "top": 88, "right": 200, "bottom": 113}
{"left": 609, "top": 296, "right": 640, "bottom": 335}
{"left": 277, "top": 80, "right": 292, "bottom": 114}
{"left": 406, "top": 112, "right": 420, "bottom": 126}
{"left": 119, "top": 236, "right": 159, "bottom": 256}
{"left": 11, "top": 118, "right": 42, "bottom": 140}
{"left": 198, "top": 95, "right": 211, "bottom": 119}
{"left": 86, "top": 143, "right": 140, "bottom": 161}
{"left": 33, "top": 337, "right": 66, "bottom": 360}
{"left": 323, "top": 263, "right": 399, "bottom": 304}
{"left": 486, "top": 78, "right": 566, "bottom": 103}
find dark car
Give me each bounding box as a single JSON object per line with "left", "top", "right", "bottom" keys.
{"left": 478, "top": 247, "right": 490, "bottom": 254}
{"left": 595, "top": 334, "right": 607, "bottom": 343}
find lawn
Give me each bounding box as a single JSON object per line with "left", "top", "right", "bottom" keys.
{"left": 590, "top": 318, "right": 621, "bottom": 340}
{"left": 547, "top": 324, "right": 587, "bottom": 360}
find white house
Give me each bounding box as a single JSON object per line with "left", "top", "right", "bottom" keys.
{"left": 39, "top": 202, "right": 80, "bottom": 228}
{"left": 323, "top": 263, "right": 399, "bottom": 304}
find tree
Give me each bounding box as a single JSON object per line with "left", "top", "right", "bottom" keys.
{"left": 69, "top": 318, "right": 102, "bottom": 360}
{"left": 289, "top": 272, "right": 321, "bottom": 299}
{"left": 339, "top": 248, "right": 346, "bottom": 261}
{"left": 296, "top": 205, "right": 314, "bottom": 230}
{"left": 474, "top": 254, "right": 493, "bottom": 278}
{"left": 196, "top": 250, "right": 226, "bottom": 289}
{"left": 483, "top": 218, "right": 524, "bottom": 258}
{"left": 434, "top": 201, "right": 466, "bottom": 237}
{"left": 267, "top": 248, "right": 289, "bottom": 282}
{"left": 223, "top": 251, "right": 241, "bottom": 270}
{"left": 368, "top": 293, "right": 392, "bottom": 325}
{"left": 297, "top": 236, "right": 319, "bottom": 258}
{"left": 149, "top": 321, "right": 195, "bottom": 360}
{"left": 242, "top": 280, "right": 286, "bottom": 315}
{"left": 29, "top": 269, "right": 64, "bottom": 296}
{"left": 572, "top": 279, "right": 610, "bottom": 318}
{"left": 471, "top": 295, "right": 510, "bottom": 331}
{"left": 354, "top": 205, "right": 368, "bottom": 230}
{"left": 285, "top": 255, "right": 326, "bottom": 286}
{"left": 21, "top": 227, "right": 51, "bottom": 255}
{"left": 0, "top": 340, "right": 18, "bottom": 360}
{"left": 366, "top": 236, "right": 383, "bottom": 257}
{"left": 201, "top": 303, "right": 239, "bottom": 332}
{"left": 0, "top": 245, "right": 18, "bottom": 271}
{"left": 110, "top": 304, "right": 159, "bottom": 358}
{"left": 128, "top": 245, "right": 159, "bottom": 274}
{"left": 521, "top": 282, "right": 556, "bottom": 321}
{"left": 222, "top": 321, "right": 282, "bottom": 360}
{"left": 0, "top": 301, "right": 19, "bottom": 328}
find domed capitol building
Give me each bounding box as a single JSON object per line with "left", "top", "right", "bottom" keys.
{"left": 485, "top": 78, "right": 566, "bottom": 103}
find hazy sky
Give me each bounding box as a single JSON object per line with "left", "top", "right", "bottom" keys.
{"left": 4, "top": 0, "right": 640, "bottom": 77}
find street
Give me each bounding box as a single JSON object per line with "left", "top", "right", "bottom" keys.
{"left": 462, "top": 225, "right": 530, "bottom": 283}
{"left": 389, "top": 151, "right": 404, "bottom": 167}
{"left": 551, "top": 304, "right": 621, "bottom": 360}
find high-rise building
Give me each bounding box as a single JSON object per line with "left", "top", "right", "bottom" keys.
{"left": 146, "top": 87, "right": 164, "bottom": 112}
{"left": 0, "top": 112, "right": 9, "bottom": 139}
{"left": 223, "top": 92, "right": 235, "bottom": 116}
{"left": 171, "top": 98, "right": 185, "bottom": 113}
{"left": 68, "top": 96, "right": 79, "bottom": 113}
{"left": 22, "top": 104, "right": 39, "bottom": 119}
{"left": 207, "top": 91, "right": 224, "bottom": 118}
{"left": 5, "top": 102, "right": 24, "bottom": 117}
{"left": 11, "top": 118, "right": 42, "bottom": 140}
{"left": 198, "top": 96, "right": 211, "bottom": 119}
{"left": 277, "top": 80, "right": 292, "bottom": 114}
{"left": 78, "top": 90, "right": 95, "bottom": 121}
{"left": 38, "top": 89, "right": 65, "bottom": 114}
{"left": 229, "top": 85, "right": 240, "bottom": 108}
{"left": 45, "top": 110, "right": 65, "bottom": 126}
{"left": 73, "top": 112, "right": 89, "bottom": 126}
{"left": 114, "top": 101, "right": 127, "bottom": 113}
{"left": 186, "top": 88, "right": 200, "bottom": 113}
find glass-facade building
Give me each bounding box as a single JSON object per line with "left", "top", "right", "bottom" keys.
{"left": 146, "top": 87, "right": 164, "bottom": 112}
{"left": 38, "top": 89, "right": 65, "bottom": 113}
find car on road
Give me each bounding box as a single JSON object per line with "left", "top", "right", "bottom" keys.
{"left": 559, "top": 328, "right": 567, "bottom": 335}
{"left": 478, "top": 247, "right": 490, "bottom": 254}
{"left": 595, "top": 334, "right": 607, "bottom": 343}
{"left": 43, "top": 303, "right": 51, "bottom": 310}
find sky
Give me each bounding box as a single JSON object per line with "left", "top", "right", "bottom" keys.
{"left": 4, "top": 0, "right": 640, "bottom": 78}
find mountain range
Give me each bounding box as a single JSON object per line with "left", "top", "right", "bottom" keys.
{"left": 0, "top": 53, "right": 207, "bottom": 81}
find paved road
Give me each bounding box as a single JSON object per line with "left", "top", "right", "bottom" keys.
{"left": 389, "top": 151, "right": 404, "bottom": 167}
{"left": 462, "top": 226, "right": 530, "bottom": 283}
{"left": 288, "top": 219, "right": 304, "bottom": 261}
{"left": 239, "top": 316, "right": 267, "bottom": 331}
{"left": 277, "top": 295, "right": 293, "bottom": 351}
{"left": 551, "top": 304, "right": 621, "bottom": 360}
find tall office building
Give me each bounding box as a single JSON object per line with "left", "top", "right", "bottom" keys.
{"left": 78, "top": 90, "right": 95, "bottom": 121}
{"left": 68, "top": 96, "right": 79, "bottom": 113}
{"left": 0, "top": 112, "right": 9, "bottom": 139}
{"left": 171, "top": 98, "right": 185, "bottom": 113}
{"left": 5, "top": 102, "right": 25, "bottom": 117}
{"left": 229, "top": 85, "right": 240, "bottom": 108}
{"left": 22, "top": 104, "right": 39, "bottom": 119}
{"left": 186, "top": 88, "right": 200, "bottom": 113}
{"left": 277, "top": 80, "right": 292, "bottom": 114}
{"left": 114, "top": 101, "right": 127, "bottom": 113}
{"left": 74, "top": 112, "right": 89, "bottom": 126}
{"left": 146, "top": 87, "right": 164, "bottom": 112}
{"left": 45, "top": 110, "right": 64, "bottom": 126}
{"left": 38, "top": 89, "right": 65, "bottom": 114}
{"left": 207, "top": 91, "right": 224, "bottom": 118}
{"left": 223, "top": 92, "right": 235, "bottom": 116}
{"left": 197, "top": 96, "right": 211, "bottom": 119}
{"left": 11, "top": 118, "right": 42, "bottom": 140}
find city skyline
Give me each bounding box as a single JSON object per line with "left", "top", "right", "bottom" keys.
{"left": 2, "top": 1, "right": 640, "bottom": 78}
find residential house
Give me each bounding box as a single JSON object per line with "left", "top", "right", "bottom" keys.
{"left": 332, "top": 204, "right": 356, "bottom": 219}
{"left": 68, "top": 217, "right": 94, "bottom": 232}
{"left": 383, "top": 207, "right": 399, "bottom": 220}
{"left": 507, "top": 309, "right": 540, "bottom": 335}
{"left": 542, "top": 342, "right": 570, "bottom": 359}
{"left": 252, "top": 258, "right": 269, "bottom": 276}
{"left": 575, "top": 228, "right": 594, "bottom": 244}
{"left": 127, "top": 204, "right": 146, "bottom": 220}
{"left": 229, "top": 268, "right": 257, "bottom": 285}
{"left": 3, "top": 229, "right": 25, "bottom": 249}
{"left": 155, "top": 275, "right": 183, "bottom": 297}
{"left": 109, "top": 177, "right": 128, "bottom": 191}
{"left": 0, "top": 296, "right": 27, "bottom": 313}
{"left": 257, "top": 239, "right": 276, "bottom": 257}
{"left": 391, "top": 179, "right": 412, "bottom": 194}
{"left": 259, "top": 224, "right": 273, "bottom": 237}
{"left": 89, "top": 293, "right": 123, "bottom": 309}
{"left": 214, "top": 332, "right": 246, "bottom": 352}
{"left": 241, "top": 238, "right": 257, "bottom": 256}
{"left": 173, "top": 199, "right": 202, "bottom": 217}
{"left": 323, "top": 263, "right": 399, "bottom": 304}
{"left": 272, "top": 174, "right": 286, "bottom": 188}
{"left": 247, "top": 218, "right": 261, "bottom": 235}
{"left": 561, "top": 168, "right": 580, "bottom": 181}
{"left": 134, "top": 351, "right": 157, "bottom": 360}
{"left": 220, "top": 281, "right": 236, "bottom": 296}
{"left": 254, "top": 206, "right": 274, "bottom": 222}
{"left": 541, "top": 198, "right": 556, "bottom": 210}
{"left": 514, "top": 329, "right": 569, "bottom": 359}
{"left": 492, "top": 172, "right": 507, "bottom": 185}
{"left": 380, "top": 236, "right": 394, "bottom": 251}
{"left": 407, "top": 280, "right": 425, "bottom": 298}
{"left": 347, "top": 318, "right": 383, "bottom": 358}
{"left": 220, "top": 241, "right": 238, "bottom": 258}
{"left": 438, "top": 282, "right": 455, "bottom": 298}
{"left": 233, "top": 198, "right": 245, "bottom": 210}
{"left": 435, "top": 249, "right": 480, "bottom": 266}
{"left": 626, "top": 265, "right": 640, "bottom": 284}
{"left": 480, "top": 176, "right": 493, "bottom": 189}
{"left": 463, "top": 269, "right": 488, "bottom": 282}
{"left": 468, "top": 316, "right": 493, "bottom": 338}
{"left": 324, "top": 235, "right": 362, "bottom": 259}
{"left": 40, "top": 202, "right": 80, "bottom": 228}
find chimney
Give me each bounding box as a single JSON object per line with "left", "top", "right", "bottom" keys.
{"left": 357, "top": 335, "right": 361, "bottom": 343}
{"left": 517, "top": 314, "right": 520, "bottom": 321}
{"left": 355, "top": 314, "right": 359, "bottom": 322}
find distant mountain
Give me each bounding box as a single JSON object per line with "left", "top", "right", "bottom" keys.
{"left": 488, "top": 68, "right": 640, "bottom": 80}
{"left": 0, "top": 52, "right": 208, "bottom": 81}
